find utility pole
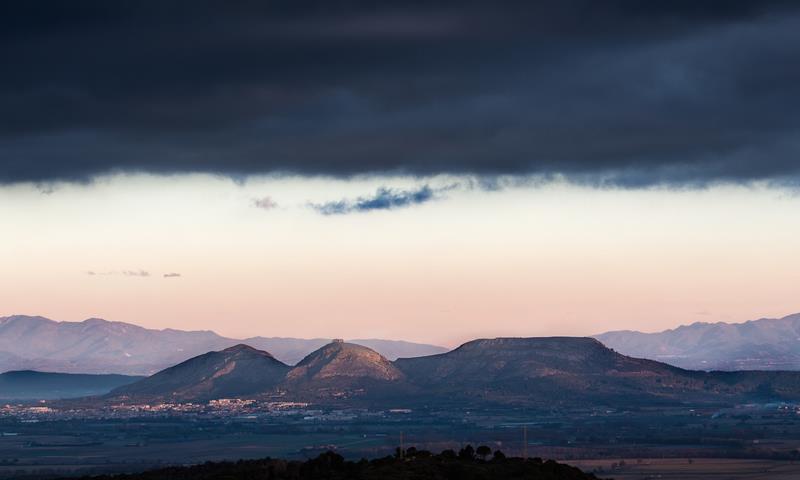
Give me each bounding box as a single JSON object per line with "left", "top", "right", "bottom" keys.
{"left": 523, "top": 426, "right": 528, "bottom": 459}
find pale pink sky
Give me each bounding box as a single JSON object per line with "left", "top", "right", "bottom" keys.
{"left": 2, "top": 175, "right": 799, "bottom": 347}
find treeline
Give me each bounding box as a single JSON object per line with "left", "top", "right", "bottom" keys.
{"left": 74, "top": 446, "right": 604, "bottom": 480}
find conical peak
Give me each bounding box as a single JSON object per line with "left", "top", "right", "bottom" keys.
{"left": 221, "top": 343, "right": 275, "bottom": 358}
{"left": 288, "top": 340, "right": 404, "bottom": 382}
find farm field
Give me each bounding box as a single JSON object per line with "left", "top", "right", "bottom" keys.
{"left": 569, "top": 458, "right": 800, "bottom": 480}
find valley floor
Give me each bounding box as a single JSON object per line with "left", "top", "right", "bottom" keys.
{"left": 1, "top": 403, "right": 800, "bottom": 478}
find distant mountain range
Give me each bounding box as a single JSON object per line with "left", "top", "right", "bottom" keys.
{"left": 108, "top": 337, "right": 800, "bottom": 408}
{"left": 595, "top": 313, "right": 800, "bottom": 371}
{"left": 0, "top": 370, "right": 142, "bottom": 400}
{"left": 0, "top": 315, "right": 448, "bottom": 375}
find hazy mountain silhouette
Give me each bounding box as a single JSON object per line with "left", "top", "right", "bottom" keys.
{"left": 595, "top": 313, "right": 800, "bottom": 370}
{"left": 108, "top": 337, "right": 800, "bottom": 407}
{"left": 0, "top": 315, "right": 232, "bottom": 375}
{"left": 0, "top": 315, "right": 447, "bottom": 375}
{"left": 0, "top": 370, "right": 142, "bottom": 400}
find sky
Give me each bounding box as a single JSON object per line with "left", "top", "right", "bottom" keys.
{"left": 2, "top": 1, "right": 800, "bottom": 347}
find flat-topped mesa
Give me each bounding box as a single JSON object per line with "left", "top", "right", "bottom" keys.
{"left": 400, "top": 336, "right": 614, "bottom": 366}
{"left": 393, "top": 335, "right": 682, "bottom": 389}
{"left": 456, "top": 336, "right": 607, "bottom": 352}
{"left": 286, "top": 340, "right": 405, "bottom": 382}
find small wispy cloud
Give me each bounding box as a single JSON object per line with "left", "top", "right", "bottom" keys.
{"left": 87, "top": 269, "right": 150, "bottom": 277}
{"left": 309, "top": 184, "right": 456, "bottom": 215}
{"left": 253, "top": 196, "right": 278, "bottom": 210}
{"left": 163, "top": 272, "right": 182, "bottom": 278}
{"left": 86, "top": 270, "right": 117, "bottom": 276}
{"left": 123, "top": 270, "right": 150, "bottom": 277}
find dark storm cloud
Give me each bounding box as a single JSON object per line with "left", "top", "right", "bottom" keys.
{"left": 2, "top": 1, "right": 800, "bottom": 186}
{"left": 310, "top": 185, "right": 444, "bottom": 215}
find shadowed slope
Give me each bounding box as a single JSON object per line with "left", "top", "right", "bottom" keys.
{"left": 396, "top": 337, "right": 682, "bottom": 380}
{"left": 110, "top": 344, "right": 290, "bottom": 401}
{"left": 395, "top": 337, "right": 800, "bottom": 406}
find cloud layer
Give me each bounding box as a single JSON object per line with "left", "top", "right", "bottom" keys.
{"left": 2, "top": 1, "right": 800, "bottom": 186}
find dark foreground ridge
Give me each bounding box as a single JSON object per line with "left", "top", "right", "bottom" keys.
{"left": 71, "top": 448, "right": 601, "bottom": 480}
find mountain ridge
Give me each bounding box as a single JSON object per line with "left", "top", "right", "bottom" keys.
{"left": 110, "top": 341, "right": 413, "bottom": 403}
{"left": 108, "top": 336, "right": 800, "bottom": 408}
{"left": 0, "top": 315, "right": 448, "bottom": 375}
{"left": 595, "top": 313, "right": 800, "bottom": 370}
